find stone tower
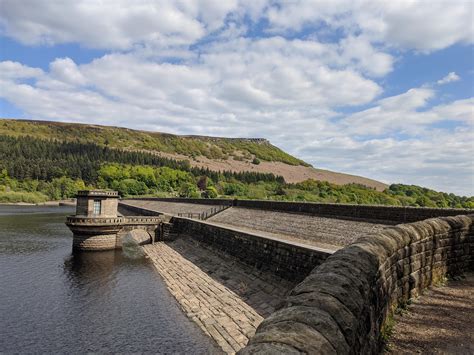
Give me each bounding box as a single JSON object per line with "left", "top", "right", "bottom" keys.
{"left": 66, "top": 190, "right": 123, "bottom": 251}
{"left": 75, "top": 190, "right": 119, "bottom": 218}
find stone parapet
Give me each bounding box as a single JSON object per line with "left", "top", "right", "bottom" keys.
{"left": 76, "top": 190, "right": 119, "bottom": 198}
{"left": 238, "top": 214, "right": 474, "bottom": 354}
{"left": 123, "top": 197, "right": 473, "bottom": 224}
{"left": 66, "top": 216, "right": 124, "bottom": 225}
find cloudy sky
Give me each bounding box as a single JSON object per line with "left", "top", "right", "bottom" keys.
{"left": 0, "top": 1, "right": 473, "bottom": 195}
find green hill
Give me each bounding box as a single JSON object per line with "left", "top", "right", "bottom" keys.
{"left": 0, "top": 118, "right": 471, "bottom": 208}
{"left": 0, "top": 119, "right": 308, "bottom": 166}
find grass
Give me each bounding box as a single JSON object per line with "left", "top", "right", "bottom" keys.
{"left": 0, "top": 191, "right": 49, "bottom": 203}
{"left": 0, "top": 119, "right": 309, "bottom": 166}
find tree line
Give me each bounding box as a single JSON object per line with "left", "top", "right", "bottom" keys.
{"left": 1, "top": 134, "right": 472, "bottom": 208}
{"left": 0, "top": 135, "right": 284, "bottom": 185}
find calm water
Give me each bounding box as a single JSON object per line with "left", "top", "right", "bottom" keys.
{"left": 0, "top": 205, "right": 219, "bottom": 354}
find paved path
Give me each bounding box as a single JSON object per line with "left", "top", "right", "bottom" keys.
{"left": 143, "top": 240, "right": 295, "bottom": 354}
{"left": 388, "top": 272, "right": 474, "bottom": 354}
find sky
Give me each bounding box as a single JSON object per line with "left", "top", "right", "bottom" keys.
{"left": 0, "top": 1, "right": 473, "bottom": 196}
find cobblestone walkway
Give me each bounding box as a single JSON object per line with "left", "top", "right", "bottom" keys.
{"left": 143, "top": 240, "right": 293, "bottom": 354}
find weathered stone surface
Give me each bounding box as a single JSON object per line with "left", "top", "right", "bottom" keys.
{"left": 208, "top": 207, "right": 385, "bottom": 248}
{"left": 256, "top": 306, "right": 350, "bottom": 354}
{"left": 143, "top": 240, "right": 297, "bottom": 354}
{"left": 122, "top": 197, "right": 473, "bottom": 223}
{"left": 238, "top": 342, "right": 302, "bottom": 354}
{"left": 169, "top": 216, "right": 332, "bottom": 282}
{"left": 240, "top": 214, "right": 474, "bottom": 354}
{"left": 285, "top": 291, "right": 357, "bottom": 347}
{"left": 246, "top": 321, "right": 337, "bottom": 354}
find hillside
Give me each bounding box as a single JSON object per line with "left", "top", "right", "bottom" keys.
{"left": 0, "top": 119, "right": 387, "bottom": 190}
{"left": 0, "top": 121, "right": 472, "bottom": 208}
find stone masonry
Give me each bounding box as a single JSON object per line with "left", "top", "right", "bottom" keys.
{"left": 209, "top": 207, "right": 386, "bottom": 248}
{"left": 239, "top": 214, "right": 474, "bottom": 354}
{"left": 143, "top": 239, "right": 296, "bottom": 354}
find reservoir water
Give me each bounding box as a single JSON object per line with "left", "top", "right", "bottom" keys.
{"left": 0, "top": 205, "right": 219, "bottom": 354}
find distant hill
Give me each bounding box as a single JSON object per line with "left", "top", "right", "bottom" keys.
{"left": 0, "top": 118, "right": 387, "bottom": 191}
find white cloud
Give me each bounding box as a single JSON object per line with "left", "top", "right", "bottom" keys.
{"left": 1, "top": 1, "right": 472, "bottom": 53}
{"left": 437, "top": 72, "right": 460, "bottom": 85}
{"left": 266, "top": 1, "right": 474, "bottom": 52}
{"left": 0, "top": 60, "right": 43, "bottom": 79}
{"left": 342, "top": 88, "right": 435, "bottom": 135}
{"left": 296, "top": 128, "right": 474, "bottom": 196}
{"left": 1, "top": 55, "right": 473, "bottom": 194}
{"left": 432, "top": 98, "right": 474, "bottom": 123}
{"left": 342, "top": 88, "right": 474, "bottom": 136}
{"left": 337, "top": 35, "right": 393, "bottom": 77}
{"left": 0, "top": 1, "right": 473, "bottom": 195}
{"left": 0, "top": 0, "right": 210, "bottom": 49}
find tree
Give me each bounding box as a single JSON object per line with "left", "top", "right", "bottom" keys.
{"left": 179, "top": 182, "right": 200, "bottom": 198}
{"left": 204, "top": 186, "right": 218, "bottom": 198}
{"left": 197, "top": 176, "right": 208, "bottom": 191}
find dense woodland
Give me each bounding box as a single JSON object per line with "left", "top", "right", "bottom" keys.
{"left": 0, "top": 134, "right": 472, "bottom": 208}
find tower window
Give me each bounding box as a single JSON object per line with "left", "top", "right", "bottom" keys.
{"left": 93, "top": 200, "right": 101, "bottom": 215}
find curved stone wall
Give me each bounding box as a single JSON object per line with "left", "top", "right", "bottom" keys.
{"left": 239, "top": 214, "right": 474, "bottom": 354}
{"left": 123, "top": 229, "right": 152, "bottom": 246}
{"left": 72, "top": 233, "right": 118, "bottom": 251}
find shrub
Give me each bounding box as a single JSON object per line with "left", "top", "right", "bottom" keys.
{"left": 204, "top": 186, "right": 218, "bottom": 198}
{"left": 179, "top": 182, "right": 200, "bottom": 198}
{"left": 223, "top": 182, "right": 247, "bottom": 196}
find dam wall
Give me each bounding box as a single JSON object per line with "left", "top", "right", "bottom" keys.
{"left": 118, "top": 203, "right": 164, "bottom": 216}
{"left": 125, "top": 197, "right": 473, "bottom": 224}
{"left": 168, "top": 217, "right": 332, "bottom": 282}
{"left": 239, "top": 214, "right": 474, "bottom": 354}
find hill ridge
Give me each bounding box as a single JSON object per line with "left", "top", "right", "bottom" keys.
{"left": 0, "top": 118, "right": 387, "bottom": 191}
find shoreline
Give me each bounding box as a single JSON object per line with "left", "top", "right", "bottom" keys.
{"left": 0, "top": 199, "right": 76, "bottom": 207}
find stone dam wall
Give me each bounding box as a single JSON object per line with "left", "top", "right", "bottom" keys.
{"left": 238, "top": 214, "right": 474, "bottom": 354}
{"left": 126, "top": 197, "right": 473, "bottom": 224}
{"left": 165, "top": 217, "right": 332, "bottom": 282}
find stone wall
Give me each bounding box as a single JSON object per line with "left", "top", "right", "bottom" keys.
{"left": 126, "top": 197, "right": 473, "bottom": 224}
{"left": 116, "top": 216, "right": 165, "bottom": 248}
{"left": 233, "top": 200, "right": 473, "bottom": 224}
{"left": 118, "top": 203, "right": 164, "bottom": 216}
{"left": 239, "top": 214, "right": 474, "bottom": 354}
{"left": 72, "top": 233, "right": 119, "bottom": 251}
{"left": 169, "top": 217, "right": 333, "bottom": 282}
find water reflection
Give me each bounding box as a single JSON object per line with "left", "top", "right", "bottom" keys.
{"left": 65, "top": 250, "right": 118, "bottom": 279}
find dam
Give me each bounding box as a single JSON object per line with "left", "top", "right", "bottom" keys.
{"left": 66, "top": 191, "right": 474, "bottom": 354}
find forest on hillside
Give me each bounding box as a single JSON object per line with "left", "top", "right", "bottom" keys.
{"left": 0, "top": 119, "right": 308, "bottom": 166}
{"left": 0, "top": 135, "right": 472, "bottom": 208}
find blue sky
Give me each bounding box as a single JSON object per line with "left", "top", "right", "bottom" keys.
{"left": 0, "top": 1, "right": 473, "bottom": 195}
